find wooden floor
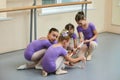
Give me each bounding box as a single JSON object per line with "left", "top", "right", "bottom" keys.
{"left": 0, "top": 32, "right": 120, "bottom": 80}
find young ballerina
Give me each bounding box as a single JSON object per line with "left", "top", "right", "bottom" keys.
{"left": 41, "top": 30, "right": 86, "bottom": 76}
{"left": 75, "top": 11, "right": 98, "bottom": 60}
{"left": 65, "top": 23, "right": 77, "bottom": 50}
{"left": 64, "top": 23, "right": 87, "bottom": 66}
{"left": 17, "top": 28, "right": 59, "bottom": 70}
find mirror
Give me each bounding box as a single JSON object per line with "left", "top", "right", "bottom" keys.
{"left": 112, "top": 0, "right": 120, "bottom": 25}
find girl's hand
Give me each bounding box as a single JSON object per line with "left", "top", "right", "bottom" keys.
{"left": 77, "top": 41, "right": 84, "bottom": 49}
{"left": 80, "top": 39, "right": 84, "bottom": 42}
{"left": 72, "top": 48, "right": 77, "bottom": 54}
{"left": 78, "top": 56, "right": 86, "bottom": 62}
{"left": 39, "top": 37, "right": 47, "bottom": 40}
{"left": 84, "top": 40, "right": 90, "bottom": 43}
{"left": 68, "top": 52, "right": 73, "bottom": 57}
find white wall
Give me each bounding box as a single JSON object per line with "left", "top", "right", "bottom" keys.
{"left": 112, "top": 0, "right": 120, "bottom": 25}
{"left": 105, "top": 0, "right": 120, "bottom": 34}
{"left": 0, "top": 0, "right": 106, "bottom": 53}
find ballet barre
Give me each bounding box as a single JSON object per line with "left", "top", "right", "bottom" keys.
{"left": 0, "top": 1, "right": 92, "bottom": 12}
{"left": 0, "top": 1, "right": 92, "bottom": 42}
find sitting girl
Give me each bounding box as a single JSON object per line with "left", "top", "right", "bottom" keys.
{"left": 17, "top": 28, "right": 59, "bottom": 70}
{"left": 41, "top": 30, "right": 86, "bottom": 76}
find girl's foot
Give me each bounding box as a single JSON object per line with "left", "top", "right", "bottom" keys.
{"left": 41, "top": 70, "right": 48, "bottom": 77}
{"left": 56, "top": 69, "right": 68, "bottom": 75}
{"left": 64, "top": 61, "right": 74, "bottom": 66}
{"left": 35, "top": 65, "right": 43, "bottom": 69}
{"left": 87, "top": 55, "right": 92, "bottom": 61}
{"left": 17, "top": 64, "right": 27, "bottom": 70}
{"left": 17, "top": 63, "right": 36, "bottom": 70}
{"left": 80, "top": 56, "right": 86, "bottom": 69}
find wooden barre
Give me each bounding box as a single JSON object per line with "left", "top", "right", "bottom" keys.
{"left": 0, "top": 1, "right": 92, "bottom": 13}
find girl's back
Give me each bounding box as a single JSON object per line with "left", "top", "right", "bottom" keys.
{"left": 41, "top": 45, "right": 67, "bottom": 73}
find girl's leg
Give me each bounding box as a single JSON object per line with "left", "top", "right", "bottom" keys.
{"left": 72, "top": 44, "right": 88, "bottom": 58}
{"left": 17, "top": 49, "right": 47, "bottom": 70}
{"left": 67, "top": 38, "right": 74, "bottom": 52}
{"left": 55, "top": 56, "right": 68, "bottom": 75}
{"left": 78, "top": 44, "right": 88, "bottom": 57}
{"left": 70, "top": 44, "right": 87, "bottom": 68}
{"left": 31, "top": 49, "right": 47, "bottom": 69}
{"left": 87, "top": 41, "right": 98, "bottom": 60}
{"left": 17, "top": 62, "right": 36, "bottom": 70}
{"left": 35, "top": 59, "right": 43, "bottom": 69}
{"left": 31, "top": 49, "right": 47, "bottom": 61}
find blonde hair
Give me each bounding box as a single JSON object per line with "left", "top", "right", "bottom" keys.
{"left": 58, "top": 29, "right": 70, "bottom": 42}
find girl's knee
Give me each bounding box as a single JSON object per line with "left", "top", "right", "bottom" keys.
{"left": 90, "top": 41, "right": 97, "bottom": 49}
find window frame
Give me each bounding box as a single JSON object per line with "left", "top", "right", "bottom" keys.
{"left": 41, "top": 0, "right": 94, "bottom": 15}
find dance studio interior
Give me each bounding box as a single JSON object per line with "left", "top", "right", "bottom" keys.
{"left": 0, "top": 0, "right": 120, "bottom": 80}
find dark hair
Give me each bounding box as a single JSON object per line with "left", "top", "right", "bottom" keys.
{"left": 75, "top": 11, "right": 85, "bottom": 22}
{"left": 58, "top": 29, "right": 70, "bottom": 42}
{"left": 48, "top": 28, "right": 59, "bottom": 34}
{"left": 65, "top": 23, "right": 75, "bottom": 31}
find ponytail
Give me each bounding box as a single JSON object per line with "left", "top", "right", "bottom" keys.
{"left": 75, "top": 11, "right": 85, "bottom": 22}
{"left": 77, "top": 11, "right": 84, "bottom": 16}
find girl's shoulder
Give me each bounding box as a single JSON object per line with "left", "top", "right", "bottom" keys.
{"left": 36, "top": 39, "right": 50, "bottom": 44}
{"left": 77, "top": 25, "right": 81, "bottom": 28}
{"left": 52, "top": 44, "right": 66, "bottom": 50}
{"left": 88, "top": 22, "right": 96, "bottom": 30}
{"left": 52, "top": 43, "right": 62, "bottom": 48}
{"left": 77, "top": 25, "right": 82, "bottom": 30}
{"left": 71, "top": 33, "right": 77, "bottom": 39}
{"left": 88, "top": 22, "right": 95, "bottom": 27}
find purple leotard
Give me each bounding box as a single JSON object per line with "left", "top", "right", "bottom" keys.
{"left": 71, "top": 33, "right": 77, "bottom": 40}
{"left": 24, "top": 39, "right": 57, "bottom": 61}
{"left": 41, "top": 46, "right": 67, "bottom": 73}
{"left": 77, "top": 22, "right": 97, "bottom": 42}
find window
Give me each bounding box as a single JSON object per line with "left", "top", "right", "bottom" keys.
{"left": 41, "top": 0, "right": 93, "bottom": 15}
{"left": 0, "top": 0, "right": 11, "bottom": 21}
{"left": 42, "top": 0, "right": 83, "bottom": 4}
{"left": 42, "top": 0, "right": 56, "bottom": 4}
